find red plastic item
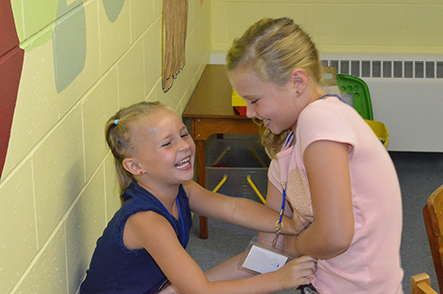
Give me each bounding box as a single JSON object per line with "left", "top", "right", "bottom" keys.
{"left": 234, "top": 106, "right": 247, "bottom": 116}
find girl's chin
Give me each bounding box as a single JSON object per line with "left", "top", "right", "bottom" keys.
{"left": 268, "top": 127, "right": 284, "bottom": 136}
{"left": 181, "top": 171, "right": 195, "bottom": 182}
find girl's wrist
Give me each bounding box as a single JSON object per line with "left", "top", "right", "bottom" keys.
{"left": 282, "top": 215, "right": 300, "bottom": 235}
{"left": 264, "top": 270, "right": 284, "bottom": 292}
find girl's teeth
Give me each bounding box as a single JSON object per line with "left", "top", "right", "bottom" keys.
{"left": 176, "top": 158, "right": 190, "bottom": 169}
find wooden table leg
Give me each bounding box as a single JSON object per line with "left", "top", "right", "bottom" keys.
{"left": 195, "top": 140, "right": 208, "bottom": 239}
{"left": 199, "top": 215, "right": 208, "bottom": 239}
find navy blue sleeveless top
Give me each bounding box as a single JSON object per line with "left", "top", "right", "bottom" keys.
{"left": 80, "top": 182, "right": 193, "bottom": 294}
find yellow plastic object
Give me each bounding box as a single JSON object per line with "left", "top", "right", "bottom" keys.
{"left": 212, "top": 175, "right": 228, "bottom": 193}
{"left": 246, "top": 175, "right": 266, "bottom": 204}
{"left": 231, "top": 88, "right": 246, "bottom": 106}
{"left": 365, "top": 119, "right": 389, "bottom": 148}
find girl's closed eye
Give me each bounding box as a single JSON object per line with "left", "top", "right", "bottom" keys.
{"left": 250, "top": 99, "right": 259, "bottom": 104}
{"left": 161, "top": 141, "right": 172, "bottom": 147}
{"left": 181, "top": 132, "right": 189, "bottom": 138}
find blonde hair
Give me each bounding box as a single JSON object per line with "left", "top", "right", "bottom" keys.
{"left": 226, "top": 17, "right": 324, "bottom": 158}
{"left": 105, "top": 101, "right": 166, "bottom": 199}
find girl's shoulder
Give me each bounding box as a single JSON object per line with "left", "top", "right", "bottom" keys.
{"left": 300, "top": 96, "right": 360, "bottom": 126}
{"left": 297, "top": 97, "right": 362, "bottom": 153}
{"left": 306, "top": 95, "right": 350, "bottom": 112}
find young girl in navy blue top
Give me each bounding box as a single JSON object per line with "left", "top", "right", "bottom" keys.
{"left": 80, "top": 101, "right": 315, "bottom": 294}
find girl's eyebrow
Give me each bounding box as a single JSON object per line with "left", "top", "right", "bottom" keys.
{"left": 158, "top": 133, "right": 173, "bottom": 141}
{"left": 158, "top": 126, "right": 187, "bottom": 143}
{"left": 238, "top": 90, "right": 260, "bottom": 98}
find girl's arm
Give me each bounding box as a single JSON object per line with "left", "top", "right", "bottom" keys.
{"left": 294, "top": 140, "right": 354, "bottom": 259}
{"left": 124, "top": 211, "right": 315, "bottom": 294}
{"left": 199, "top": 180, "right": 298, "bottom": 284}
{"left": 176, "top": 181, "right": 299, "bottom": 286}
{"left": 183, "top": 181, "right": 304, "bottom": 236}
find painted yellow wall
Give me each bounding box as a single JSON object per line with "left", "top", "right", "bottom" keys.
{"left": 0, "top": 0, "right": 211, "bottom": 293}
{"left": 212, "top": 0, "right": 443, "bottom": 54}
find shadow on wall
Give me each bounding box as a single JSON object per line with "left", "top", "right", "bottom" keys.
{"left": 102, "top": 0, "right": 125, "bottom": 22}
{"left": 53, "top": 0, "right": 125, "bottom": 93}
{"left": 53, "top": 0, "right": 86, "bottom": 93}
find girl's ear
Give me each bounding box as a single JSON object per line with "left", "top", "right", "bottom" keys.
{"left": 122, "top": 158, "right": 142, "bottom": 175}
{"left": 289, "top": 68, "right": 309, "bottom": 95}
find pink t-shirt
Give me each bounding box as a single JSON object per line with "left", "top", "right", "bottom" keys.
{"left": 268, "top": 97, "right": 404, "bottom": 294}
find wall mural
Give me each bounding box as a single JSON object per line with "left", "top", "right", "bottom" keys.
{"left": 0, "top": 0, "right": 25, "bottom": 179}
{"left": 103, "top": 0, "right": 125, "bottom": 22}
{"left": 162, "top": 0, "right": 188, "bottom": 92}
{"left": 53, "top": 0, "right": 86, "bottom": 93}
{"left": 0, "top": 0, "right": 125, "bottom": 179}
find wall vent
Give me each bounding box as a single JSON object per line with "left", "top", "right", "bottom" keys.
{"left": 321, "top": 58, "right": 443, "bottom": 79}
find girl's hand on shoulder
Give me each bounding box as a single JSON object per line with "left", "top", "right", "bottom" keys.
{"left": 277, "top": 255, "right": 316, "bottom": 290}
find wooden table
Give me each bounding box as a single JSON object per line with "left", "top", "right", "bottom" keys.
{"left": 183, "top": 64, "right": 259, "bottom": 239}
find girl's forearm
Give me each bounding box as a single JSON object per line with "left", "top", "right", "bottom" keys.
{"left": 175, "top": 256, "right": 315, "bottom": 294}
{"left": 160, "top": 255, "right": 279, "bottom": 294}
{"left": 205, "top": 254, "right": 253, "bottom": 282}
{"left": 160, "top": 274, "right": 282, "bottom": 294}
{"left": 295, "top": 222, "right": 351, "bottom": 259}
{"left": 202, "top": 272, "right": 283, "bottom": 294}
{"left": 229, "top": 197, "right": 299, "bottom": 235}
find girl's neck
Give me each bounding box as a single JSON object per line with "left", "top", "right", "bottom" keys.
{"left": 308, "top": 85, "right": 326, "bottom": 104}
{"left": 138, "top": 180, "right": 180, "bottom": 213}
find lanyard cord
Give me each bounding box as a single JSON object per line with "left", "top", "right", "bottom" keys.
{"left": 278, "top": 183, "right": 288, "bottom": 224}
{"left": 277, "top": 132, "right": 294, "bottom": 224}
{"left": 176, "top": 198, "right": 186, "bottom": 246}
{"left": 158, "top": 197, "right": 186, "bottom": 247}
{"left": 272, "top": 133, "right": 295, "bottom": 247}
{"left": 319, "top": 93, "right": 345, "bottom": 102}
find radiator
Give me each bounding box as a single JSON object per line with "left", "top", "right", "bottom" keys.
{"left": 210, "top": 52, "right": 443, "bottom": 152}
{"left": 321, "top": 54, "right": 443, "bottom": 152}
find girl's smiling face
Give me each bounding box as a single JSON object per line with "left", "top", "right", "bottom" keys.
{"left": 129, "top": 108, "right": 196, "bottom": 188}
{"left": 229, "top": 67, "right": 301, "bottom": 135}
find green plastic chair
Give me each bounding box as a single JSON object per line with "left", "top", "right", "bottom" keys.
{"left": 336, "top": 74, "right": 374, "bottom": 120}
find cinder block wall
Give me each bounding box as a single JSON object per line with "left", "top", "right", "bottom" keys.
{"left": 0, "top": 1, "right": 211, "bottom": 293}
{"left": 212, "top": 0, "right": 443, "bottom": 54}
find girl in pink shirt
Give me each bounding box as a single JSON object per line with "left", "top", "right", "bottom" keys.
{"left": 223, "top": 17, "right": 404, "bottom": 293}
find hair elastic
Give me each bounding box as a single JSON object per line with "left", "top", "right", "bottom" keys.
{"left": 114, "top": 119, "right": 118, "bottom": 125}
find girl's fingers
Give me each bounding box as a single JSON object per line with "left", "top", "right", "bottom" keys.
{"left": 294, "top": 255, "right": 317, "bottom": 264}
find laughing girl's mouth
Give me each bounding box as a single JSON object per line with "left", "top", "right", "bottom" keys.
{"left": 175, "top": 157, "right": 191, "bottom": 169}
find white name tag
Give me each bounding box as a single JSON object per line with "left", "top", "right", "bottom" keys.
{"left": 238, "top": 237, "right": 296, "bottom": 275}
{"left": 242, "top": 245, "right": 289, "bottom": 274}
